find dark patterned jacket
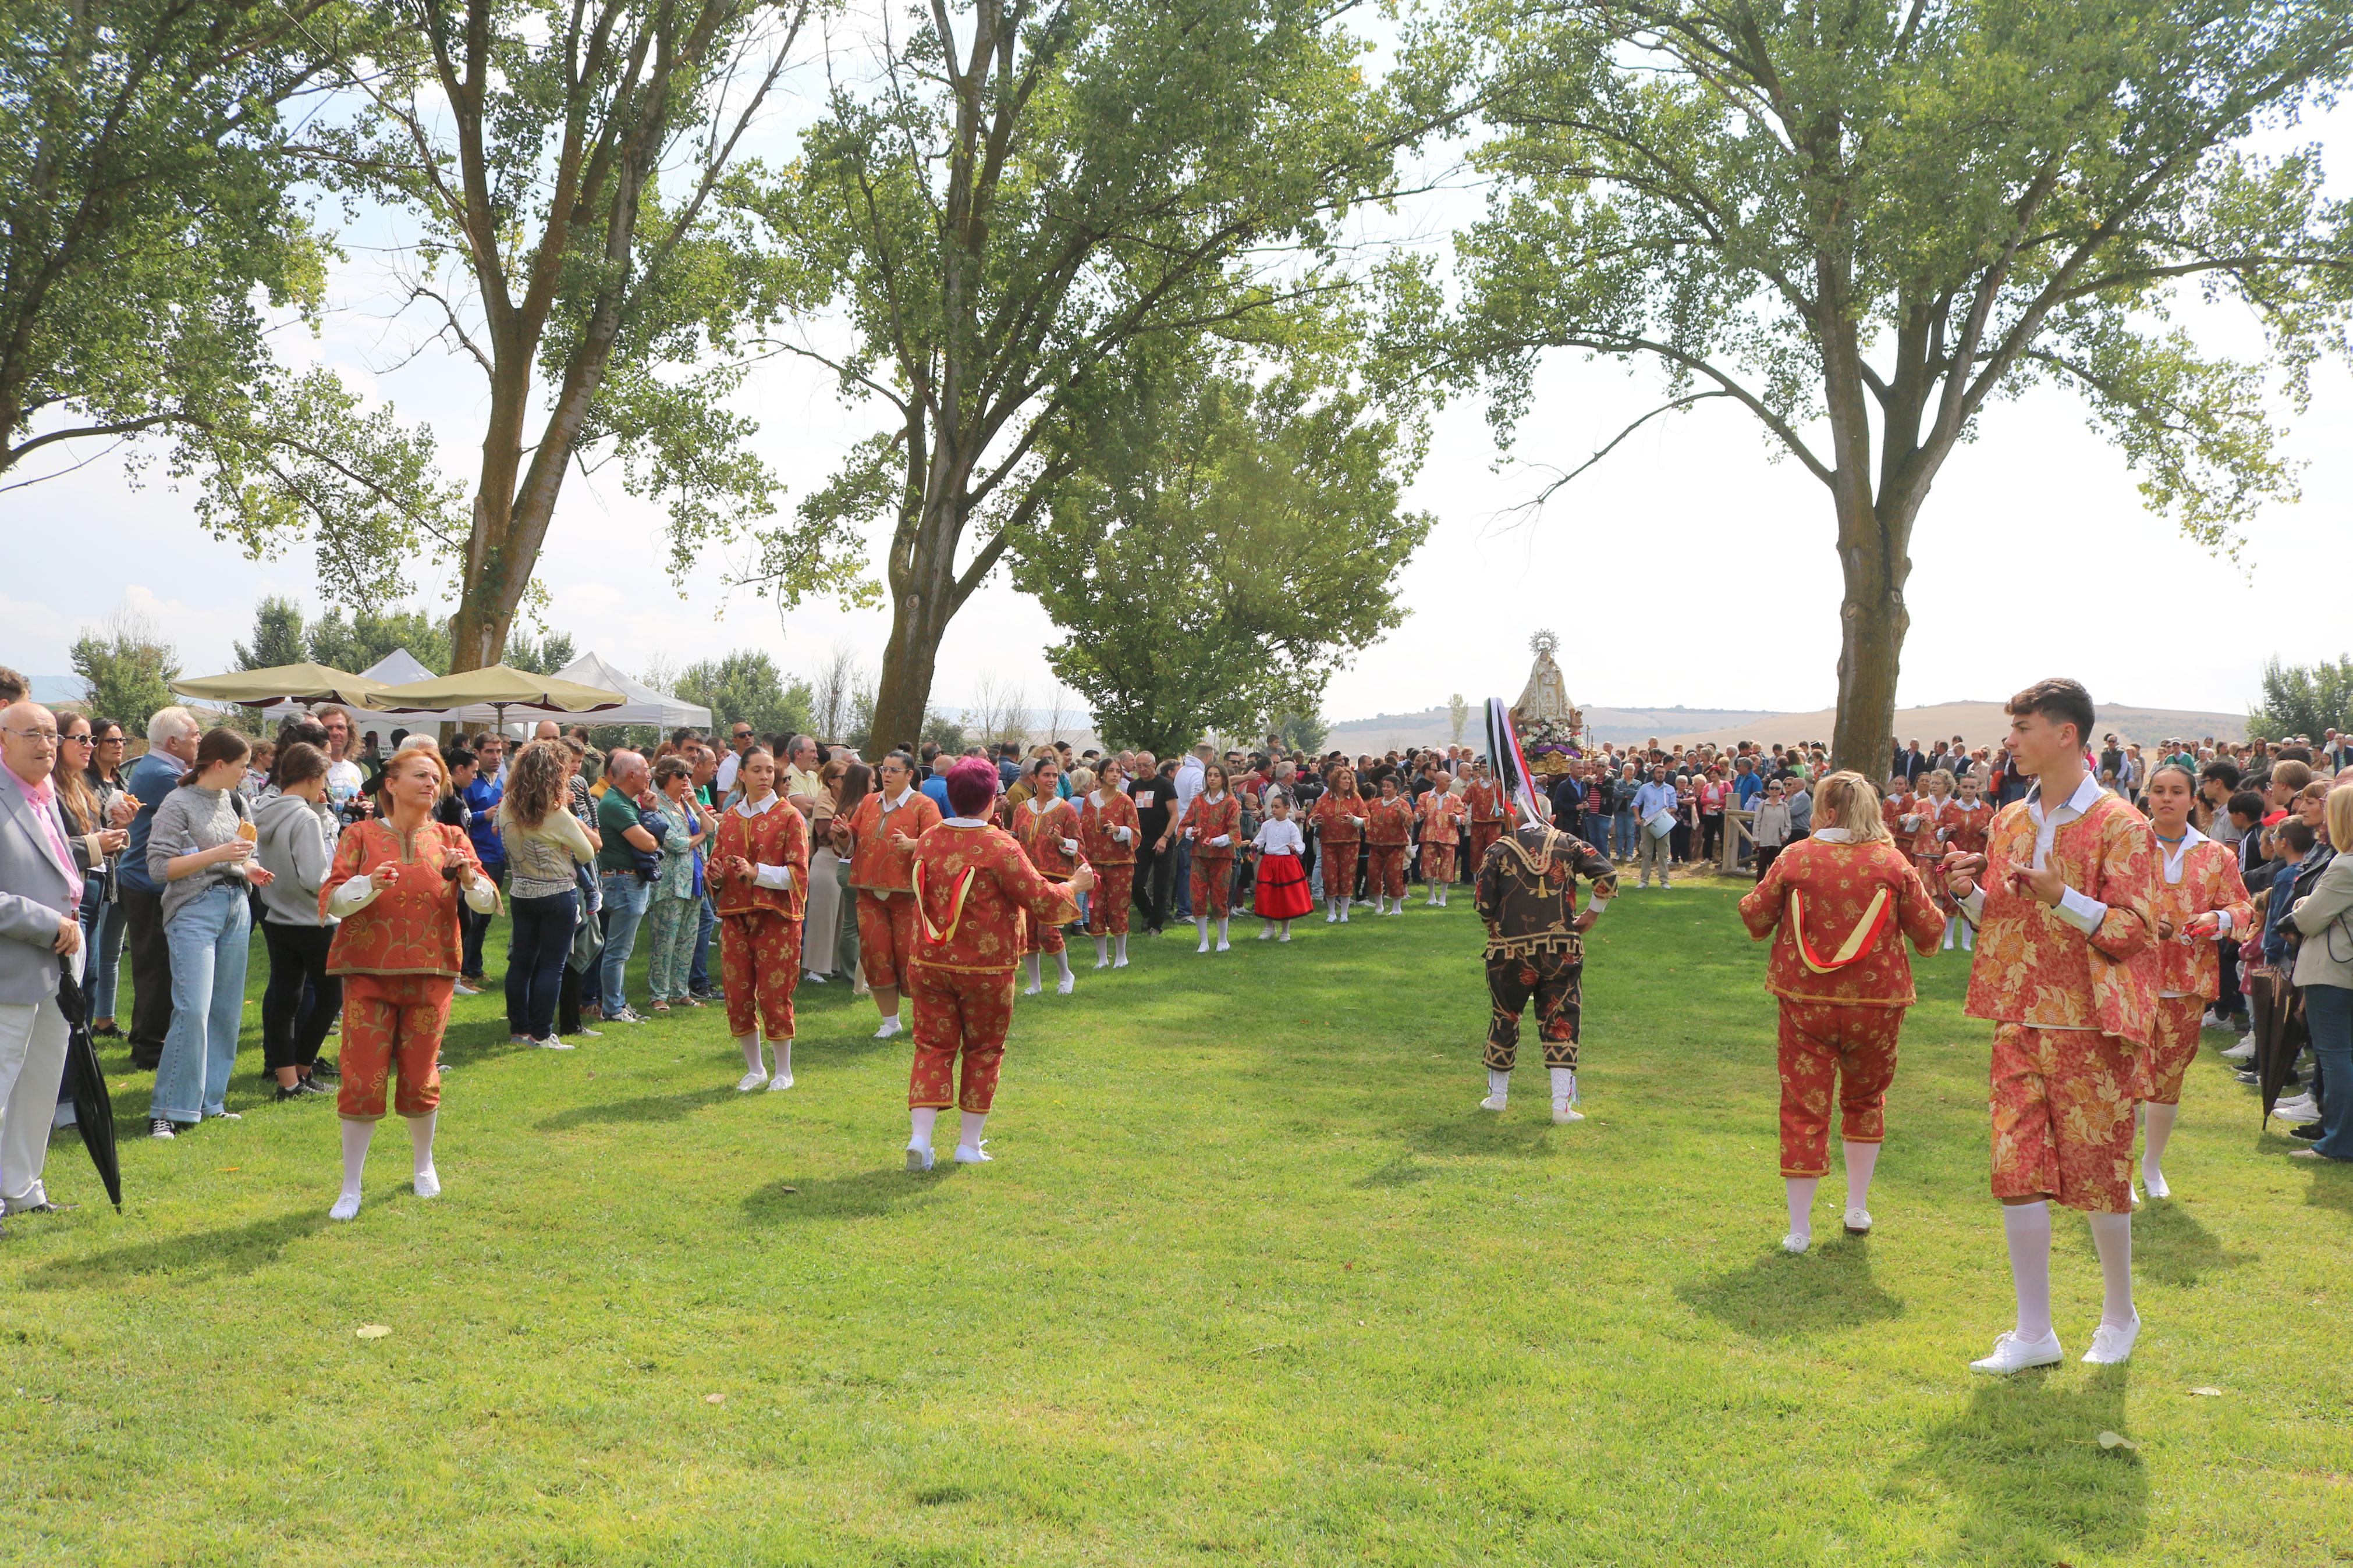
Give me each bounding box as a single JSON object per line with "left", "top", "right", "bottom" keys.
{"left": 1475, "top": 823, "right": 1619, "bottom": 961}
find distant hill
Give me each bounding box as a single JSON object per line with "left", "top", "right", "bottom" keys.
{"left": 1329, "top": 703, "right": 1785, "bottom": 752}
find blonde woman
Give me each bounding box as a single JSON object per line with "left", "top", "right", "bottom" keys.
{"left": 801, "top": 758, "right": 847, "bottom": 984}
{"left": 1738, "top": 771, "right": 1944, "bottom": 1253}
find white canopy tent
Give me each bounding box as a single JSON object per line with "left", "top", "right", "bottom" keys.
{"left": 253, "top": 647, "right": 706, "bottom": 735}
{"left": 543, "top": 652, "right": 711, "bottom": 730}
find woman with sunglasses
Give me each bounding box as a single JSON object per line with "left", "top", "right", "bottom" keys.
{"left": 74, "top": 720, "right": 136, "bottom": 1036}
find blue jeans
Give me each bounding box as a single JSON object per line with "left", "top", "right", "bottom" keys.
{"left": 688, "top": 894, "right": 716, "bottom": 992}
{"left": 2303, "top": 983, "right": 2353, "bottom": 1160}
{"left": 151, "top": 886, "right": 250, "bottom": 1123}
{"left": 506, "top": 890, "right": 577, "bottom": 1040}
{"left": 80, "top": 890, "right": 124, "bottom": 1019}
{"left": 598, "top": 873, "right": 652, "bottom": 1014}
{"left": 1612, "top": 809, "right": 1636, "bottom": 859}
{"left": 1174, "top": 838, "right": 1195, "bottom": 918}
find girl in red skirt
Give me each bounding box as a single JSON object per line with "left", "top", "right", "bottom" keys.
{"left": 1250, "top": 794, "right": 1314, "bottom": 940}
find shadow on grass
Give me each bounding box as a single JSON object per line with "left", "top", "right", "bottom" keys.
{"left": 1882, "top": 1366, "right": 2146, "bottom": 1562}
{"left": 2133, "top": 1199, "right": 2256, "bottom": 1286}
{"left": 23, "top": 1207, "right": 329, "bottom": 1290}
{"left": 1411, "top": 1115, "right": 1559, "bottom": 1160}
{"left": 1677, "top": 1240, "right": 1904, "bottom": 1339}
{"left": 2296, "top": 1152, "right": 2353, "bottom": 1214}
{"left": 538, "top": 1085, "right": 736, "bottom": 1131}
{"left": 741, "top": 1168, "right": 954, "bottom": 1225}
{"left": 1354, "top": 1155, "right": 1433, "bottom": 1189}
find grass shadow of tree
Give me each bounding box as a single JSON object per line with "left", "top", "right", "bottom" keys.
{"left": 22, "top": 1207, "right": 329, "bottom": 1291}
{"left": 1676, "top": 1240, "right": 1905, "bottom": 1340}
{"left": 1354, "top": 1155, "right": 1433, "bottom": 1189}
{"left": 537, "top": 1085, "right": 736, "bottom": 1132}
{"left": 1880, "top": 1367, "right": 2147, "bottom": 1563}
{"left": 2133, "top": 1199, "right": 2256, "bottom": 1287}
{"left": 1410, "top": 1115, "right": 1560, "bottom": 1160}
{"left": 2295, "top": 1156, "right": 2353, "bottom": 1215}
{"left": 740, "top": 1168, "right": 954, "bottom": 1225}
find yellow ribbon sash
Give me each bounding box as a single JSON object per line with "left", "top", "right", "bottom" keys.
{"left": 1790, "top": 886, "right": 1892, "bottom": 974}
{"left": 911, "top": 857, "right": 979, "bottom": 948}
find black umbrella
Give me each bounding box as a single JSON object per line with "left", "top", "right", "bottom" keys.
{"left": 51, "top": 955, "right": 121, "bottom": 1213}
{"left": 2251, "top": 970, "right": 2303, "bottom": 1127}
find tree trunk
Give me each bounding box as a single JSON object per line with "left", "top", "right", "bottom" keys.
{"left": 1829, "top": 490, "right": 1910, "bottom": 777}
{"left": 868, "top": 488, "right": 963, "bottom": 752}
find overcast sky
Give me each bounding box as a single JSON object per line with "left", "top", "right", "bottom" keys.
{"left": 8, "top": 37, "right": 2348, "bottom": 728}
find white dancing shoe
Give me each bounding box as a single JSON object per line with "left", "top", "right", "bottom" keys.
{"left": 953, "top": 1143, "right": 992, "bottom": 1165}
{"left": 1113, "top": 955, "right": 1129, "bottom": 969}
{"left": 1277, "top": 930, "right": 1291, "bottom": 942}
{"left": 1552, "top": 1100, "right": 1584, "bottom": 1124}
{"left": 1478, "top": 1092, "right": 1507, "bottom": 1112}
{"left": 1196, "top": 938, "right": 1210, "bottom": 954}
{"left": 1326, "top": 908, "right": 1338, "bottom": 923}
{"left": 1969, "top": 1329, "right": 2064, "bottom": 1374}
{"left": 875, "top": 1017, "right": 904, "bottom": 1040}
{"left": 1842, "top": 1206, "right": 1872, "bottom": 1235}
{"left": 412, "top": 1169, "right": 441, "bottom": 1200}
{"left": 1094, "top": 955, "right": 1112, "bottom": 969}
{"left": 1780, "top": 1231, "right": 1809, "bottom": 1255}
{"left": 329, "top": 1192, "right": 361, "bottom": 1221}
{"left": 1215, "top": 938, "right": 1230, "bottom": 952}
{"left": 2222, "top": 1035, "right": 2256, "bottom": 1062}
{"left": 1258, "top": 926, "right": 1273, "bottom": 940}
{"left": 736, "top": 1069, "right": 769, "bottom": 1093}
{"left": 2082, "top": 1315, "right": 2139, "bottom": 1365}
{"left": 1057, "top": 972, "right": 1076, "bottom": 994}
{"left": 906, "top": 1144, "right": 935, "bottom": 1172}
{"left": 766, "top": 1072, "right": 794, "bottom": 1093}
{"left": 2142, "top": 1167, "right": 2170, "bottom": 1200}
{"left": 1024, "top": 980, "right": 1044, "bottom": 995}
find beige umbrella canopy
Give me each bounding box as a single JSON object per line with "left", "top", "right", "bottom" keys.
{"left": 172, "top": 662, "right": 393, "bottom": 709}
{"left": 368, "top": 663, "right": 627, "bottom": 730}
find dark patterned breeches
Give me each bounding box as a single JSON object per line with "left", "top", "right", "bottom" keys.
{"left": 1484, "top": 947, "right": 1583, "bottom": 1072}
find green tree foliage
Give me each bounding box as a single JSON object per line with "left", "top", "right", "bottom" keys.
{"left": 329, "top": 0, "right": 835, "bottom": 671}
{"left": 741, "top": 0, "right": 1461, "bottom": 751}
{"left": 2250, "top": 655, "right": 2353, "bottom": 741}
{"left": 675, "top": 651, "right": 813, "bottom": 741}
{"left": 1403, "top": 0, "right": 2353, "bottom": 771}
{"left": 0, "top": 1, "right": 459, "bottom": 597}
{"left": 1011, "top": 362, "right": 1431, "bottom": 758}
{"left": 235, "top": 596, "right": 311, "bottom": 670}
{"left": 306, "top": 607, "right": 454, "bottom": 678}
{"left": 502, "top": 631, "right": 579, "bottom": 677}
{"left": 1272, "top": 710, "right": 1330, "bottom": 756}
{"left": 70, "top": 611, "right": 180, "bottom": 734}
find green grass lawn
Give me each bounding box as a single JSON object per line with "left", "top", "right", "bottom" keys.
{"left": 2, "top": 879, "right": 2347, "bottom": 1566}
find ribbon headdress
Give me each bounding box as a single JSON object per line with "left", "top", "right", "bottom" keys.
{"left": 1485, "top": 698, "right": 1548, "bottom": 825}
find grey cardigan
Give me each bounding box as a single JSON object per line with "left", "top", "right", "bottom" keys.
{"left": 253, "top": 790, "right": 339, "bottom": 927}
{"left": 145, "top": 784, "right": 250, "bottom": 927}
{"left": 2288, "top": 852, "right": 2353, "bottom": 991}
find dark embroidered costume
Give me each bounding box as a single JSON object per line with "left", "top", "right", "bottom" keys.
{"left": 1474, "top": 822, "right": 1618, "bottom": 1073}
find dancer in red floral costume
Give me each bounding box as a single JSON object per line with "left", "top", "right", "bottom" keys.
{"left": 1419, "top": 778, "right": 1466, "bottom": 906}
{"left": 1465, "top": 762, "right": 1507, "bottom": 873}
{"left": 833, "top": 750, "right": 941, "bottom": 1040}
{"left": 1364, "top": 776, "right": 1415, "bottom": 915}
{"left": 320, "top": 747, "right": 499, "bottom": 1221}
{"left": 708, "top": 747, "right": 810, "bottom": 1093}
{"left": 2132, "top": 762, "right": 2252, "bottom": 1200}
{"left": 1944, "top": 680, "right": 2159, "bottom": 1373}
{"left": 1739, "top": 771, "right": 1945, "bottom": 1253}
{"left": 1078, "top": 759, "right": 1139, "bottom": 969}
{"left": 902, "top": 759, "right": 1093, "bottom": 1171}
{"left": 1178, "top": 765, "right": 1241, "bottom": 952}
{"left": 1309, "top": 766, "right": 1367, "bottom": 923}
{"left": 1010, "top": 755, "right": 1083, "bottom": 994}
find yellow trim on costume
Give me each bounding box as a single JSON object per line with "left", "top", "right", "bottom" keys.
{"left": 911, "top": 858, "right": 979, "bottom": 947}
{"left": 1790, "top": 886, "right": 1891, "bottom": 974}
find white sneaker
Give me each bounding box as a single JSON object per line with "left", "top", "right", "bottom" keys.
{"left": 1970, "top": 1329, "right": 2064, "bottom": 1374}
{"left": 2223, "top": 1036, "right": 2257, "bottom": 1062}
{"left": 572, "top": 1025, "right": 604, "bottom": 1039}
{"left": 804, "top": 971, "right": 828, "bottom": 984}
{"left": 906, "top": 1144, "right": 934, "bottom": 1172}
{"left": 1552, "top": 1100, "right": 1584, "bottom": 1124}
{"left": 1113, "top": 954, "right": 1129, "bottom": 969}
{"left": 2142, "top": 1167, "right": 2170, "bottom": 1200}
{"left": 1258, "top": 926, "right": 1273, "bottom": 940}
{"left": 953, "top": 1143, "right": 991, "bottom": 1165}
{"left": 875, "top": 1017, "right": 903, "bottom": 1040}
{"left": 1215, "top": 939, "right": 1230, "bottom": 952}
{"left": 1056, "top": 972, "right": 1075, "bottom": 994}
{"left": 736, "top": 1069, "right": 769, "bottom": 1093}
{"left": 536, "top": 1036, "right": 574, "bottom": 1050}
{"left": 2083, "top": 1315, "right": 2140, "bottom": 1364}
{"left": 1478, "top": 1092, "right": 1507, "bottom": 1112}
{"left": 329, "top": 1191, "right": 361, "bottom": 1221}
{"left": 1781, "top": 1232, "right": 1810, "bottom": 1255}
{"left": 412, "top": 1169, "right": 441, "bottom": 1200}
{"left": 765, "top": 1072, "right": 794, "bottom": 1092}
{"left": 2273, "top": 1099, "right": 2320, "bottom": 1123}
{"left": 1196, "top": 939, "right": 1210, "bottom": 954}
{"left": 1843, "top": 1206, "right": 1872, "bottom": 1235}
{"left": 1326, "top": 908, "right": 1337, "bottom": 923}
{"left": 1024, "top": 980, "right": 1044, "bottom": 995}
{"left": 2202, "top": 1008, "right": 2230, "bottom": 1030}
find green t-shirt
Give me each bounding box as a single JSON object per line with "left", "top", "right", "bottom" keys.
{"left": 597, "top": 788, "right": 644, "bottom": 875}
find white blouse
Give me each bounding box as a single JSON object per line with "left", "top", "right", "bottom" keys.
{"left": 1252, "top": 819, "right": 1304, "bottom": 856}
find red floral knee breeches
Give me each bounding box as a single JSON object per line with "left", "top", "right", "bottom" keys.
{"left": 857, "top": 891, "right": 920, "bottom": 991}
{"left": 336, "top": 973, "right": 450, "bottom": 1120}
{"left": 2132, "top": 994, "right": 2205, "bottom": 1106}
{"left": 1989, "top": 1023, "right": 2138, "bottom": 1214}
{"left": 721, "top": 910, "right": 801, "bottom": 1040}
{"left": 1085, "top": 865, "right": 1132, "bottom": 936}
{"left": 1369, "top": 846, "right": 1408, "bottom": 898}
{"left": 1190, "top": 854, "right": 1234, "bottom": 917}
{"left": 1776, "top": 1000, "right": 1905, "bottom": 1178}
{"left": 907, "top": 963, "right": 1017, "bottom": 1113}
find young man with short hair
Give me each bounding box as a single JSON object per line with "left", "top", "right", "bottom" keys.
{"left": 1944, "top": 679, "right": 2159, "bottom": 1372}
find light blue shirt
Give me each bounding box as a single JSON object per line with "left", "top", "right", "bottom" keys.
{"left": 1632, "top": 781, "right": 1680, "bottom": 820}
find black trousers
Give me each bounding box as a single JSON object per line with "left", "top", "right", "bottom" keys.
{"left": 2216, "top": 938, "right": 2245, "bottom": 1018}
{"left": 260, "top": 921, "right": 341, "bottom": 1073}
{"left": 119, "top": 883, "right": 173, "bottom": 1065}
{"left": 1135, "top": 840, "right": 1180, "bottom": 931}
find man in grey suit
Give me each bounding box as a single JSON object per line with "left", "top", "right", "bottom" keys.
{"left": 0, "top": 700, "right": 88, "bottom": 1221}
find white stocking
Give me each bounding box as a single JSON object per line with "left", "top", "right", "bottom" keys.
{"left": 1786, "top": 1176, "right": 1818, "bottom": 1240}
{"left": 1115, "top": 934, "right": 1128, "bottom": 964}
{"left": 1195, "top": 916, "right": 1209, "bottom": 950}
{"left": 1094, "top": 935, "right": 1109, "bottom": 966}
{"left": 1023, "top": 954, "right": 1042, "bottom": 991}
{"left": 1053, "top": 948, "right": 1073, "bottom": 983}
{"left": 2141, "top": 1102, "right": 2178, "bottom": 1183}
{"left": 2088, "top": 1210, "right": 2135, "bottom": 1329}
{"left": 1216, "top": 916, "right": 1229, "bottom": 945}
{"left": 1941, "top": 917, "right": 1956, "bottom": 951}
{"left": 739, "top": 1032, "right": 764, "bottom": 1072}
{"left": 408, "top": 1109, "right": 439, "bottom": 1198}
{"left": 1959, "top": 922, "right": 1974, "bottom": 951}
{"left": 333, "top": 1118, "right": 373, "bottom": 1218}
{"left": 909, "top": 1106, "right": 939, "bottom": 1154}
{"left": 1843, "top": 1140, "right": 1880, "bottom": 1212}
{"left": 773, "top": 1037, "right": 793, "bottom": 1083}
{"left": 2002, "top": 1201, "right": 2054, "bottom": 1341}
{"left": 1486, "top": 1068, "right": 1510, "bottom": 1102}
{"left": 1549, "top": 1066, "right": 1575, "bottom": 1105}
{"left": 959, "top": 1110, "right": 988, "bottom": 1152}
